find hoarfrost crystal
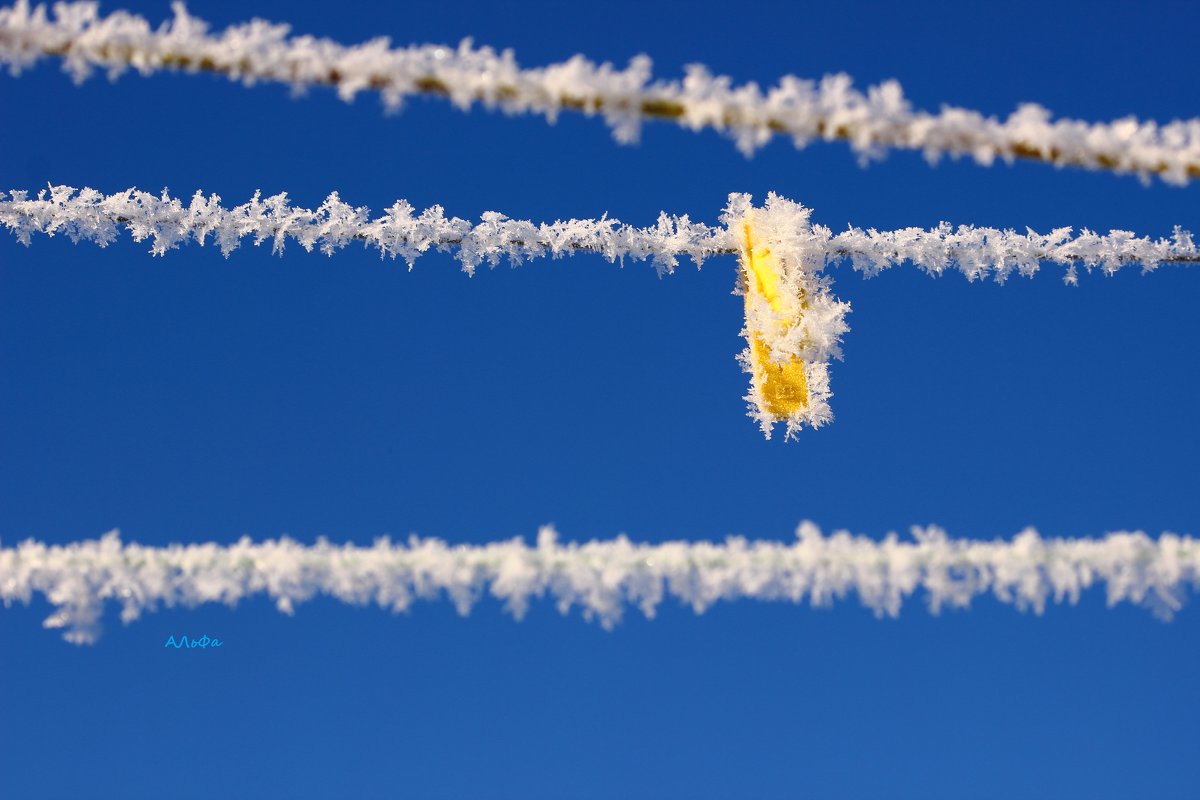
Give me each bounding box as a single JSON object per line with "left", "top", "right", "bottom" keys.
{"left": 3, "top": 525, "right": 1196, "bottom": 643}
{"left": 2, "top": 2, "right": 1199, "bottom": 182}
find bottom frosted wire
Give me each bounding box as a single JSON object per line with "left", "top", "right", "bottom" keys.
{"left": 2, "top": 524, "right": 1197, "bottom": 643}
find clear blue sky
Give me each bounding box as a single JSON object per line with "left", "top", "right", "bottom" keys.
{"left": 2, "top": 0, "right": 1198, "bottom": 797}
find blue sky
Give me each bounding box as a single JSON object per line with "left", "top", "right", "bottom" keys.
{"left": 1, "top": 0, "right": 1198, "bottom": 797}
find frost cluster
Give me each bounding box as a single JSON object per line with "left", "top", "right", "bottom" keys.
{"left": 726, "top": 193, "right": 850, "bottom": 439}
{"left": 0, "top": 185, "right": 732, "bottom": 273}
{"left": 3, "top": 524, "right": 1195, "bottom": 643}
{"left": 4, "top": 186, "right": 1195, "bottom": 437}
{"left": 824, "top": 222, "right": 1200, "bottom": 285}
{"left": 1, "top": 2, "right": 1198, "bottom": 182}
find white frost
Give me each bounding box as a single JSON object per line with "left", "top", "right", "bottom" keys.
{"left": 0, "top": 185, "right": 732, "bottom": 274}
{"left": 2, "top": 2, "right": 1198, "bottom": 182}
{"left": 5, "top": 186, "right": 1192, "bottom": 282}
{"left": 2, "top": 524, "right": 1196, "bottom": 643}
{"left": 824, "top": 220, "right": 1200, "bottom": 285}
{"left": 4, "top": 187, "right": 1194, "bottom": 437}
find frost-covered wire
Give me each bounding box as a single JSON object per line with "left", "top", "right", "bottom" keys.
{"left": 823, "top": 220, "right": 1200, "bottom": 286}
{"left": 4, "top": 186, "right": 1194, "bottom": 281}
{"left": 723, "top": 192, "right": 1200, "bottom": 438}
{"left": 729, "top": 193, "right": 1200, "bottom": 286}
{"left": 2, "top": 524, "right": 1196, "bottom": 644}
{"left": 4, "top": 186, "right": 1196, "bottom": 438}
{"left": 0, "top": 185, "right": 732, "bottom": 273}
{"left": 2, "top": 2, "right": 1199, "bottom": 183}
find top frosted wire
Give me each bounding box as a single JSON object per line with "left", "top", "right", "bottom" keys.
{"left": 1, "top": 1, "right": 1199, "bottom": 184}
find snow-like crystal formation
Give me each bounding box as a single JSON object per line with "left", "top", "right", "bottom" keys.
{"left": 4, "top": 186, "right": 1195, "bottom": 437}
{"left": 1, "top": 2, "right": 1198, "bottom": 182}
{"left": 824, "top": 221, "right": 1200, "bottom": 286}
{"left": 728, "top": 193, "right": 848, "bottom": 439}
{"left": 0, "top": 185, "right": 732, "bottom": 273}
{"left": 3, "top": 525, "right": 1196, "bottom": 643}
{"left": 5, "top": 186, "right": 1192, "bottom": 281}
